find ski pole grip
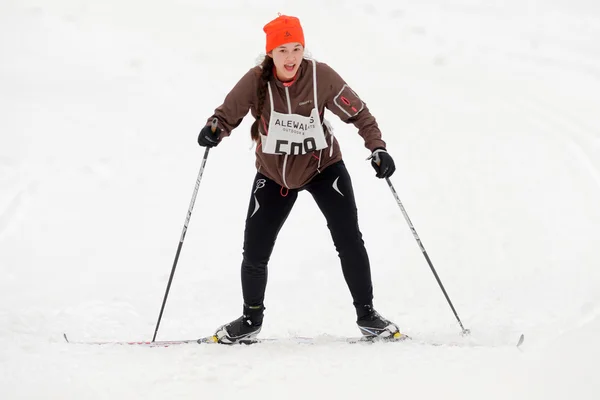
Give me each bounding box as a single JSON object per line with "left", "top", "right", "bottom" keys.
{"left": 210, "top": 118, "right": 218, "bottom": 134}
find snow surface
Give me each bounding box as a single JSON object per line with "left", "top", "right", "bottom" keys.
{"left": 1, "top": 0, "right": 600, "bottom": 398}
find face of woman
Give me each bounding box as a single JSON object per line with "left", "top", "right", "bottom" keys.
{"left": 270, "top": 42, "right": 304, "bottom": 81}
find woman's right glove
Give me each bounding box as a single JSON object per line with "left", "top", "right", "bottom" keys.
{"left": 197, "top": 123, "right": 221, "bottom": 148}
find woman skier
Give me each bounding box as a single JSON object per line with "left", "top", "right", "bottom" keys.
{"left": 197, "top": 14, "right": 403, "bottom": 344}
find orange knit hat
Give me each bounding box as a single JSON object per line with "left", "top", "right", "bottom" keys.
{"left": 263, "top": 14, "right": 305, "bottom": 53}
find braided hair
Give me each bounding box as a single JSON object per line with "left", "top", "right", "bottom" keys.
{"left": 250, "top": 56, "right": 275, "bottom": 142}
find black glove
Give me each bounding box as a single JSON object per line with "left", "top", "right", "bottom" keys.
{"left": 197, "top": 123, "right": 221, "bottom": 148}
{"left": 370, "top": 148, "right": 395, "bottom": 178}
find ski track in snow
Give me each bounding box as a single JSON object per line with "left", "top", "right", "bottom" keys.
{"left": 518, "top": 96, "right": 600, "bottom": 187}
{"left": 0, "top": 178, "right": 40, "bottom": 240}
{"left": 0, "top": 190, "right": 24, "bottom": 237}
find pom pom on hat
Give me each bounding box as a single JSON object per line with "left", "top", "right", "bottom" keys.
{"left": 263, "top": 14, "right": 305, "bottom": 53}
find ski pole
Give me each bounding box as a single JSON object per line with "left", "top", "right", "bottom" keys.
{"left": 152, "top": 118, "right": 218, "bottom": 342}
{"left": 385, "top": 177, "right": 470, "bottom": 335}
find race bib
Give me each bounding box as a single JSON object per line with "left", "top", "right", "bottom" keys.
{"left": 261, "top": 108, "right": 328, "bottom": 155}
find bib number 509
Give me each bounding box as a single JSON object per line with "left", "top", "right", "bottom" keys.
{"left": 275, "top": 138, "right": 317, "bottom": 155}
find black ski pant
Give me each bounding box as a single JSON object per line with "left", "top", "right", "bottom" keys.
{"left": 241, "top": 160, "right": 373, "bottom": 317}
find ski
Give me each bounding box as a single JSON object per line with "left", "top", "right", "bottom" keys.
{"left": 63, "top": 333, "right": 199, "bottom": 347}
{"left": 63, "top": 332, "right": 524, "bottom": 347}
{"left": 62, "top": 332, "right": 408, "bottom": 347}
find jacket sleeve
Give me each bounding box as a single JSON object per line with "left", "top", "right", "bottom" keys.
{"left": 205, "top": 67, "right": 258, "bottom": 140}
{"left": 318, "top": 62, "right": 386, "bottom": 152}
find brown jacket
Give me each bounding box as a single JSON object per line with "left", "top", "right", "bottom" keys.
{"left": 206, "top": 58, "right": 386, "bottom": 189}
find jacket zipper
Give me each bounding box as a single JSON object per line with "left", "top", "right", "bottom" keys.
{"left": 281, "top": 87, "right": 293, "bottom": 189}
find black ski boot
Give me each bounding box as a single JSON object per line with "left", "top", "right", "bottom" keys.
{"left": 212, "top": 304, "right": 264, "bottom": 344}
{"left": 356, "top": 305, "right": 404, "bottom": 340}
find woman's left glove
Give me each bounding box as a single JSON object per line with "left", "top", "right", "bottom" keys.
{"left": 370, "top": 148, "right": 396, "bottom": 178}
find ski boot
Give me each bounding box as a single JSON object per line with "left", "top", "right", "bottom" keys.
{"left": 356, "top": 305, "right": 406, "bottom": 341}
{"left": 211, "top": 304, "right": 264, "bottom": 345}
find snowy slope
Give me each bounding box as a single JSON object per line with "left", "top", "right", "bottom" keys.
{"left": 1, "top": 0, "right": 599, "bottom": 399}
